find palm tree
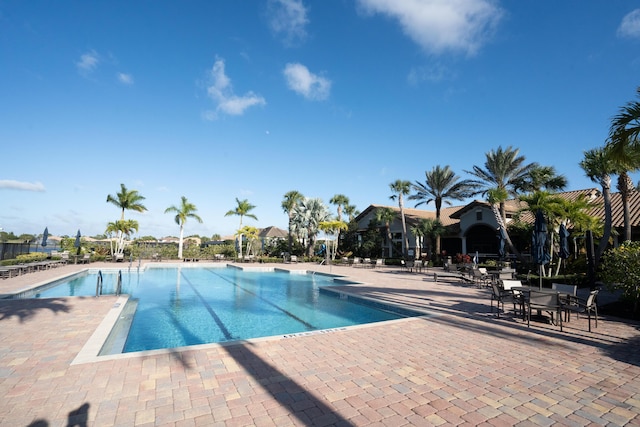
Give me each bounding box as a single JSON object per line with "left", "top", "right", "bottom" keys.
{"left": 513, "top": 164, "right": 568, "bottom": 193}
{"left": 237, "top": 225, "right": 259, "bottom": 258}
{"left": 105, "top": 219, "right": 139, "bottom": 257}
{"left": 580, "top": 147, "right": 616, "bottom": 265}
{"left": 165, "top": 196, "right": 203, "bottom": 259}
{"left": 616, "top": 170, "right": 635, "bottom": 242}
{"left": 282, "top": 191, "right": 304, "bottom": 254}
{"left": 330, "top": 194, "right": 350, "bottom": 222}
{"left": 608, "top": 86, "right": 640, "bottom": 164}
{"left": 343, "top": 204, "right": 360, "bottom": 222}
{"left": 106, "top": 184, "right": 147, "bottom": 257}
{"left": 517, "top": 191, "right": 566, "bottom": 276}
{"left": 410, "top": 165, "right": 476, "bottom": 259}
{"left": 292, "top": 198, "right": 330, "bottom": 257}
{"left": 608, "top": 88, "right": 640, "bottom": 241}
{"left": 389, "top": 180, "right": 412, "bottom": 259}
{"left": 330, "top": 194, "right": 350, "bottom": 254}
{"left": 375, "top": 207, "right": 398, "bottom": 258}
{"left": 106, "top": 183, "right": 147, "bottom": 221}
{"left": 225, "top": 198, "right": 258, "bottom": 259}
{"left": 319, "top": 220, "right": 348, "bottom": 261}
{"left": 465, "top": 146, "right": 533, "bottom": 222}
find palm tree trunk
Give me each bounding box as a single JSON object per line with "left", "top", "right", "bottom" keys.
{"left": 491, "top": 204, "right": 522, "bottom": 262}
{"left": 399, "top": 198, "right": 409, "bottom": 259}
{"left": 596, "top": 181, "right": 613, "bottom": 266}
{"left": 178, "top": 224, "right": 184, "bottom": 259}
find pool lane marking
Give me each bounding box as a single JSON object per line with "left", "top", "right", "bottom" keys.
{"left": 205, "top": 268, "right": 316, "bottom": 331}
{"left": 180, "top": 272, "right": 234, "bottom": 341}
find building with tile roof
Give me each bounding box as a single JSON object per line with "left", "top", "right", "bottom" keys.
{"left": 353, "top": 188, "right": 640, "bottom": 260}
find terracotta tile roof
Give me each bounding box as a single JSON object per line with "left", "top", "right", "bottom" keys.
{"left": 358, "top": 188, "right": 640, "bottom": 229}
{"left": 588, "top": 189, "right": 640, "bottom": 227}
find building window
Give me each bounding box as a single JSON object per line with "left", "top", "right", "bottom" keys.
{"left": 476, "top": 210, "right": 483, "bottom": 221}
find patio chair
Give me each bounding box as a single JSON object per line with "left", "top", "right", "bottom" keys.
{"left": 526, "top": 290, "right": 563, "bottom": 331}
{"left": 490, "top": 282, "right": 514, "bottom": 318}
{"left": 501, "top": 280, "right": 525, "bottom": 318}
{"left": 552, "top": 283, "right": 577, "bottom": 321}
{"left": 566, "top": 290, "right": 599, "bottom": 332}
{"left": 374, "top": 259, "right": 384, "bottom": 268}
{"left": 290, "top": 255, "right": 298, "bottom": 263}
{"left": 471, "top": 268, "right": 490, "bottom": 287}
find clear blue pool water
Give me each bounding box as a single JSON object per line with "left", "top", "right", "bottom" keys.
{"left": 23, "top": 266, "right": 417, "bottom": 353}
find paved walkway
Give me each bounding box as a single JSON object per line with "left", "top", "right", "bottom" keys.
{"left": 0, "top": 262, "right": 639, "bottom": 426}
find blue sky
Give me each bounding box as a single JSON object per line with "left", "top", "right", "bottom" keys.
{"left": 1, "top": 1, "right": 640, "bottom": 239}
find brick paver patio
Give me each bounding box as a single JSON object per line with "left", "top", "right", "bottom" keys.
{"left": 1, "top": 262, "right": 639, "bottom": 426}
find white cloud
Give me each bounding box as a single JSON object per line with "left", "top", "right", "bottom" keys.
{"left": 283, "top": 63, "right": 331, "bottom": 100}
{"left": 0, "top": 180, "right": 46, "bottom": 192}
{"left": 75, "top": 50, "right": 100, "bottom": 74}
{"left": 117, "top": 72, "right": 134, "bottom": 85}
{"left": 357, "top": 0, "right": 503, "bottom": 56}
{"left": 267, "top": 0, "right": 309, "bottom": 46}
{"left": 205, "top": 58, "right": 266, "bottom": 120}
{"left": 618, "top": 9, "right": 640, "bottom": 39}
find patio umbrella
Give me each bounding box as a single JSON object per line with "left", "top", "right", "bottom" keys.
{"left": 558, "top": 223, "right": 570, "bottom": 260}
{"left": 531, "top": 209, "right": 550, "bottom": 288}
{"left": 41, "top": 227, "right": 49, "bottom": 247}
{"left": 74, "top": 230, "right": 81, "bottom": 255}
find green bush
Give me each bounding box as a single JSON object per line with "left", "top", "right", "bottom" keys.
{"left": 16, "top": 253, "right": 48, "bottom": 263}
{"left": 600, "top": 241, "right": 640, "bottom": 314}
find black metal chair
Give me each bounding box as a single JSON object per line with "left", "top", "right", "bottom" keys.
{"left": 526, "top": 290, "right": 563, "bottom": 331}
{"left": 490, "top": 282, "right": 514, "bottom": 318}
{"left": 566, "top": 290, "right": 599, "bottom": 332}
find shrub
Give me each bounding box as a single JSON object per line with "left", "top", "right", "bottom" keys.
{"left": 16, "top": 253, "right": 48, "bottom": 263}
{"left": 599, "top": 241, "right": 640, "bottom": 314}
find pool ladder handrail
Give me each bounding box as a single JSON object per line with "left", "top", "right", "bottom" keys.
{"left": 116, "top": 270, "right": 122, "bottom": 296}
{"left": 96, "top": 270, "right": 103, "bottom": 297}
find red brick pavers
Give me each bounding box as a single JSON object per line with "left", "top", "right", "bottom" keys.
{"left": 1, "top": 262, "right": 639, "bottom": 426}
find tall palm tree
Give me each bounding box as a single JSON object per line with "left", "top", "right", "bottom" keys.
{"left": 580, "top": 147, "right": 616, "bottom": 265}
{"left": 410, "top": 165, "right": 476, "bottom": 259}
{"left": 513, "top": 164, "right": 568, "bottom": 193}
{"left": 225, "top": 198, "right": 258, "bottom": 259}
{"left": 106, "top": 183, "right": 147, "bottom": 221}
{"left": 389, "top": 180, "right": 412, "bottom": 259}
{"left": 466, "top": 146, "right": 533, "bottom": 221}
{"left": 330, "top": 194, "right": 350, "bottom": 254}
{"left": 343, "top": 204, "right": 360, "bottom": 222}
{"left": 608, "top": 87, "right": 640, "bottom": 241}
{"left": 608, "top": 86, "right": 640, "bottom": 164}
{"left": 375, "top": 207, "right": 398, "bottom": 258}
{"left": 165, "top": 196, "right": 203, "bottom": 259}
{"left": 282, "top": 191, "right": 304, "bottom": 254}
{"left": 616, "top": 170, "right": 635, "bottom": 242}
{"left": 330, "top": 194, "right": 350, "bottom": 222}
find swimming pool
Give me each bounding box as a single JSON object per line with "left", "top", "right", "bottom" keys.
{"left": 18, "top": 266, "right": 421, "bottom": 353}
